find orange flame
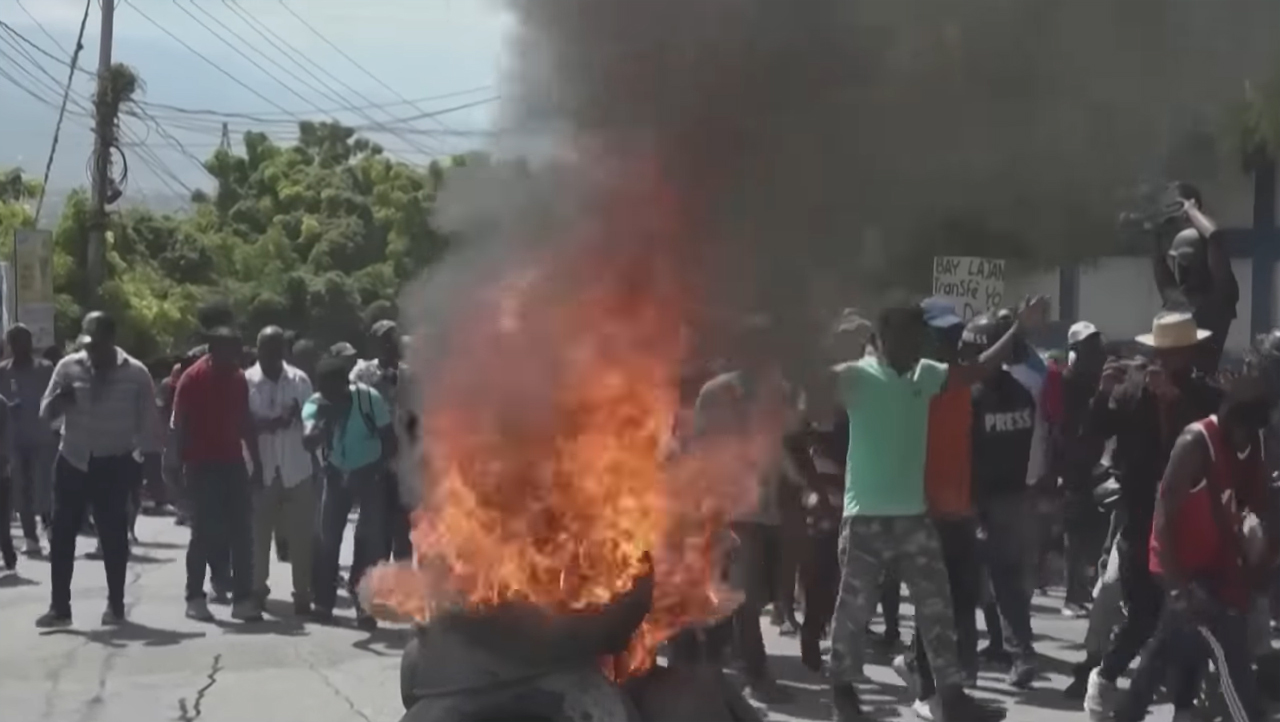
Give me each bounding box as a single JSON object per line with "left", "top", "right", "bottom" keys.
{"left": 367, "top": 163, "right": 786, "bottom": 678}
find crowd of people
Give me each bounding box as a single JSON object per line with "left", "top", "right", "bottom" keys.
{"left": 0, "top": 307, "right": 414, "bottom": 633}
{"left": 675, "top": 188, "right": 1280, "bottom": 722}
{"left": 3, "top": 184, "right": 1279, "bottom": 722}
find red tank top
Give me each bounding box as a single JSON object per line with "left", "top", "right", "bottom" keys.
{"left": 1148, "top": 415, "right": 1259, "bottom": 610}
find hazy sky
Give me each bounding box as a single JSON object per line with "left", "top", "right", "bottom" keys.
{"left": 2, "top": 0, "right": 511, "bottom": 196}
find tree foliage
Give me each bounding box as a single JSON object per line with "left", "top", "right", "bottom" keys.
{"left": 1, "top": 120, "right": 478, "bottom": 359}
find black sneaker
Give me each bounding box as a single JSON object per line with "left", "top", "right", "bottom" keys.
{"left": 939, "top": 688, "right": 1006, "bottom": 722}
{"left": 746, "top": 678, "right": 794, "bottom": 705}
{"left": 978, "top": 644, "right": 1012, "bottom": 668}
{"left": 293, "top": 600, "right": 313, "bottom": 617}
{"left": 35, "top": 609, "right": 72, "bottom": 629}
{"left": 310, "top": 607, "right": 335, "bottom": 624}
{"left": 101, "top": 606, "right": 126, "bottom": 626}
{"left": 355, "top": 611, "right": 378, "bottom": 631}
{"left": 1063, "top": 661, "right": 1094, "bottom": 700}
{"left": 1007, "top": 658, "right": 1037, "bottom": 689}
{"left": 831, "top": 682, "right": 867, "bottom": 722}
{"left": 800, "top": 632, "right": 825, "bottom": 673}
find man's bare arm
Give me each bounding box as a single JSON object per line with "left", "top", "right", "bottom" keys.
{"left": 1154, "top": 428, "right": 1210, "bottom": 589}
{"left": 1180, "top": 202, "right": 1231, "bottom": 296}
{"left": 945, "top": 296, "right": 1049, "bottom": 390}
{"left": 1152, "top": 234, "right": 1178, "bottom": 300}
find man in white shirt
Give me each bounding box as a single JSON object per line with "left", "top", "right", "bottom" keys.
{"left": 246, "top": 326, "right": 316, "bottom": 616}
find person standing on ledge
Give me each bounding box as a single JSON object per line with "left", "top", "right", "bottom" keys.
{"left": 1152, "top": 183, "right": 1238, "bottom": 375}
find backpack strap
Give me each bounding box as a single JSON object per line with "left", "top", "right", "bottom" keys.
{"left": 354, "top": 385, "right": 380, "bottom": 437}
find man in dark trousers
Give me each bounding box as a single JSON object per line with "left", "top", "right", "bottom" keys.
{"left": 36, "top": 312, "right": 164, "bottom": 628}
{"left": 173, "top": 325, "right": 264, "bottom": 624}
{"left": 0, "top": 323, "right": 56, "bottom": 557}
{"left": 1084, "top": 311, "right": 1224, "bottom": 720}
{"left": 960, "top": 313, "right": 1041, "bottom": 689}
{"left": 349, "top": 320, "right": 412, "bottom": 562}
{"left": 305, "top": 351, "right": 398, "bottom": 630}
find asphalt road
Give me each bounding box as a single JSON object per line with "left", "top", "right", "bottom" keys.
{"left": 0, "top": 515, "right": 1194, "bottom": 722}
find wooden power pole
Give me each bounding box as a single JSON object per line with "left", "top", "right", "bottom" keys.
{"left": 86, "top": 0, "right": 115, "bottom": 308}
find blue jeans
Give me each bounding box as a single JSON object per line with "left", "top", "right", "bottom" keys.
{"left": 311, "top": 463, "right": 388, "bottom": 612}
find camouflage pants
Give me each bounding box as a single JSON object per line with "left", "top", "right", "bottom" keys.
{"left": 828, "top": 515, "right": 962, "bottom": 687}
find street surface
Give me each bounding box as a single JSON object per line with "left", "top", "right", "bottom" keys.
{"left": 0, "top": 515, "right": 1199, "bottom": 722}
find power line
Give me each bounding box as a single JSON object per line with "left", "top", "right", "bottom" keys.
{"left": 120, "top": 0, "right": 299, "bottom": 117}
{"left": 33, "top": 0, "right": 95, "bottom": 225}
{"left": 170, "top": 0, "right": 331, "bottom": 115}
{"left": 0, "top": 25, "right": 200, "bottom": 202}
{"left": 197, "top": 0, "right": 442, "bottom": 156}
{"left": 277, "top": 0, "right": 461, "bottom": 133}
{"left": 0, "top": 20, "right": 94, "bottom": 77}
{"left": 14, "top": 0, "right": 71, "bottom": 53}
{"left": 134, "top": 85, "right": 493, "bottom": 121}
{"left": 224, "top": 0, "right": 448, "bottom": 146}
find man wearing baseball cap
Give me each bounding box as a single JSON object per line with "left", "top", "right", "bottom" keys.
{"left": 1059, "top": 321, "right": 1110, "bottom": 618}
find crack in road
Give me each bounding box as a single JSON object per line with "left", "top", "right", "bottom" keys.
{"left": 175, "top": 653, "right": 222, "bottom": 722}
{"left": 75, "top": 567, "right": 146, "bottom": 722}
{"left": 295, "top": 647, "right": 373, "bottom": 722}
{"left": 42, "top": 557, "right": 158, "bottom": 722}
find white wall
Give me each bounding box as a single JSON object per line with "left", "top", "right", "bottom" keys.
{"left": 1074, "top": 256, "right": 1253, "bottom": 353}
{"left": 1005, "top": 268, "right": 1061, "bottom": 321}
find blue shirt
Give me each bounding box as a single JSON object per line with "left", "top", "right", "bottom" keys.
{"left": 302, "top": 383, "right": 391, "bottom": 472}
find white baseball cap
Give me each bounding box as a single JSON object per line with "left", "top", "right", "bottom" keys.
{"left": 1067, "top": 321, "right": 1101, "bottom": 346}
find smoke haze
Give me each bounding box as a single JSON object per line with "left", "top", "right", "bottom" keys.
{"left": 410, "top": 0, "right": 1280, "bottom": 370}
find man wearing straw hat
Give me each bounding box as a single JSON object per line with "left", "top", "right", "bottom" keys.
{"left": 1084, "top": 311, "right": 1223, "bottom": 720}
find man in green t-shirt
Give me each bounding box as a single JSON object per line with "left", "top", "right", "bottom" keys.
{"left": 820, "top": 295, "right": 1046, "bottom": 722}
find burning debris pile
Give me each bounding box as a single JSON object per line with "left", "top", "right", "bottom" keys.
{"left": 368, "top": 162, "right": 786, "bottom": 721}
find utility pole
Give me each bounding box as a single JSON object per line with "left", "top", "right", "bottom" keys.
{"left": 86, "top": 0, "right": 115, "bottom": 308}
{"left": 219, "top": 122, "right": 232, "bottom": 152}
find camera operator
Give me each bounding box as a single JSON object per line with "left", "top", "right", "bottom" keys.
{"left": 1151, "top": 183, "right": 1239, "bottom": 375}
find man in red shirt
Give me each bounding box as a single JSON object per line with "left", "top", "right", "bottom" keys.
{"left": 1110, "top": 374, "right": 1278, "bottom": 722}
{"left": 173, "top": 326, "right": 264, "bottom": 623}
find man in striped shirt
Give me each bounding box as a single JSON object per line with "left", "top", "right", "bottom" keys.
{"left": 36, "top": 312, "right": 164, "bottom": 628}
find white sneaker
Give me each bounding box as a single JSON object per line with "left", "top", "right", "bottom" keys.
{"left": 892, "top": 654, "right": 919, "bottom": 700}
{"left": 913, "top": 698, "right": 935, "bottom": 721}
{"left": 1083, "top": 668, "right": 1117, "bottom": 721}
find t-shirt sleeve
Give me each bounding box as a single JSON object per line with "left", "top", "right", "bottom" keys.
{"left": 917, "top": 359, "right": 949, "bottom": 398}
{"left": 833, "top": 360, "right": 877, "bottom": 407}
{"left": 171, "top": 369, "right": 193, "bottom": 430}
{"left": 368, "top": 388, "right": 393, "bottom": 429}
{"left": 301, "top": 393, "right": 320, "bottom": 435}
